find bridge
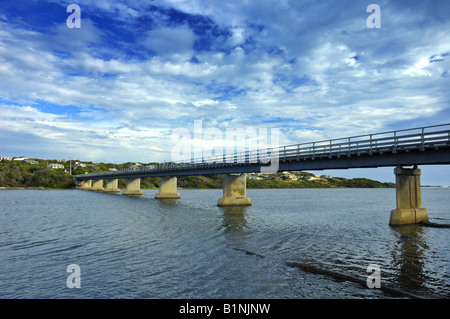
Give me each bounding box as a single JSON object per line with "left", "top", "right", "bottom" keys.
{"left": 75, "top": 123, "right": 450, "bottom": 225}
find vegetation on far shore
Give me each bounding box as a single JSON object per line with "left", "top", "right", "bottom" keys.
{"left": 0, "top": 159, "right": 75, "bottom": 189}
{"left": 0, "top": 158, "right": 396, "bottom": 189}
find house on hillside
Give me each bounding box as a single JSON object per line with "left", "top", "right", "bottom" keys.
{"left": 248, "top": 173, "right": 263, "bottom": 180}
{"left": 74, "top": 163, "right": 90, "bottom": 170}
{"left": 281, "top": 171, "right": 297, "bottom": 180}
{"left": 48, "top": 163, "right": 65, "bottom": 169}
{"left": 299, "top": 175, "right": 320, "bottom": 181}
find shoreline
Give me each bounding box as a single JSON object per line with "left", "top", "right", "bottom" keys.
{"left": 3, "top": 186, "right": 448, "bottom": 190}
{"left": 0, "top": 186, "right": 67, "bottom": 190}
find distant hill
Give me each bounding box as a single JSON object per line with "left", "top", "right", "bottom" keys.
{"left": 0, "top": 158, "right": 395, "bottom": 189}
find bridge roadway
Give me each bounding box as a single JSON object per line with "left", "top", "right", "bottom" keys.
{"left": 75, "top": 123, "right": 450, "bottom": 225}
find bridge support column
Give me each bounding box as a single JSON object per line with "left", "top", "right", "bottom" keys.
{"left": 217, "top": 174, "right": 252, "bottom": 206}
{"left": 104, "top": 179, "right": 120, "bottom": 193}
{"left": 389, "top": 166, "right": 429, "bottom": 225}
{"left": 155, "top": 176, "right": 180, "bottom": 199}
{"left": 123, "top": 178, "right": 143, "bottom": 196}
{"left": 80, "top": 180, "right": 92, "bottom": 190}
{"left": 92, "top": 179, "right": 104, "bottom": 191}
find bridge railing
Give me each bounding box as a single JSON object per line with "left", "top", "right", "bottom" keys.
{"left": 179, "top": 123, "right": 450, "bottom": 165}
{"left": 76, "top": 123, "right": 450, "bottom": 179}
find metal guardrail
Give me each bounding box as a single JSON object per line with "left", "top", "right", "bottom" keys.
{"left": 76, "top": 123, "right": 450, "bottom": 179}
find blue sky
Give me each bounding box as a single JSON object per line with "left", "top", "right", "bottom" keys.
{"left": 0, "top": 0, "right": 449, "bottom": 185}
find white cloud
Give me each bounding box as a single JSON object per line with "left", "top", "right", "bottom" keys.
{"left": 192, "top": 99, "right": 218, "bottom": 107}
{"left": 142, "top": 26, "right": 197, "bottom": 57}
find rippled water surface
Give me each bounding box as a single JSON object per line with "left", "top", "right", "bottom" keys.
{"left": 0, "top": 188, "right": 449, "bottom": 298}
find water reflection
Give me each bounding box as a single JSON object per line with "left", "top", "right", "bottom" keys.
{"left": 391, "top": 225, "right": 429, "bottom": 293}
{"left": 156, "top": 198, "right": 179, "bottom": 208}
{"left": 220, "top": 206, "right": 249, "bottom": 233}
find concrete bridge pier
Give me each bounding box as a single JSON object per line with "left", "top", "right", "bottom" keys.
{"left": 92, "top": 179, "right": 104, "bottom": 191}
{"left": 79, "top": 179, "right": 92, "bottom": 190}
{"left": 389, "top": 166, "right": 429, "bottom": 225}
{"left": 217, "top": 173, "right": 252, "bottom": 206}
{"left": 155, "top": 176, "right": 180, "bottom": 199}
{"left": 123, "top": 178, "right": 143, "bottom": 195}
{"left": 104, "top": 179, "right": 120, "bottom": 193}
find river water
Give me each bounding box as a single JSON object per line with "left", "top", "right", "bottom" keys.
{"left": 0, "top": 188, "right": 449, "bottom": 299}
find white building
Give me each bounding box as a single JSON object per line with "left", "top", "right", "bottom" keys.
{"left": 304, "top": 176, "right": 320, "bottom": 181}
{"left": 281, "top": 171, "right": 297, "bottom": 180}
{"left": 48, "top": 163, "right": 65, "bottom": 169}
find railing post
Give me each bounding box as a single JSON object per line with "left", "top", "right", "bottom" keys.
{"left": 347, "top": 137, "right": 351, "bottom": 157}
{"left": 369, "top": 134, "right": 373, "bottom": 155}
{"left": 312, "top": 142, "right": 315, "bottom": 160}
{"left": 329, "top": 140, "right": 332, "bottom": 158}
{"left": 393, "top": 131, "right": 397, "bottom": 153}
{"left": 421, "top": 127, "right": 425, "bottom": 151}
{"left": 297, "top": 144, "right": 300, "bottom": 161}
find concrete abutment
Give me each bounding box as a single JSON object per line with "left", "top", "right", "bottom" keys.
{"left": 155, "top": 176, "right": 180, "bottom": 199}
{"left": 217, "top": 173, "right": 252, "bottom": 206}
{"left": 389, "top": 166, "right": 429, "bottom": 226}
{"left": 104, "top": 179, "right": 120, "bottom": 193}
{"left": 123, "top": 178, "right": 143, "bottom": 196}
{"left": 78, "top": 179, "right": 92, "bottom": 190}
{"left": 92, "top": 179, "right": 104, "bottom": 191}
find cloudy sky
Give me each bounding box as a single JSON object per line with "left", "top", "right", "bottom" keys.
{"left": 0, "top": 0, "right": 449, "bottom": 185}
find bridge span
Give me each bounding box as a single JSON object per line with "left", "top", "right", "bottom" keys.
{"left": 75, "top": 123, "right": 450, "bottom": 225}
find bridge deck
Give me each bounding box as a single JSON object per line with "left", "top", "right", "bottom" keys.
{"left": 75, "top": 123, "right": 450, "bottom": 180}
